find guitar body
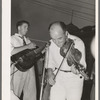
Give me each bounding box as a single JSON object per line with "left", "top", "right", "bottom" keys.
{"left": 11, "top": 48, "right": 44, "bottom": 72}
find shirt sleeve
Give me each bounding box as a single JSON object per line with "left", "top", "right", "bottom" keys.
{"left": 46, "top": 46, "right": 57, "bottom": 71}
{"left": 74, "top": 38, "right": 87, "bottom": 69}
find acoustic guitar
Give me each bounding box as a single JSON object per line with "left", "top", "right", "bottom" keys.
{"left": 11, "top": 44, "right": 47, "bottom": 72}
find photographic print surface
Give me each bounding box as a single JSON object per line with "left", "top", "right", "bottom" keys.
{"left": 3, "top": 0, "right": 98, "bottom": 100}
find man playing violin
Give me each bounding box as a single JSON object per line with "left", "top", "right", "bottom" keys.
{"left": 11, "top": 20, "right": 37, "bottom": 100}
{"left": 46, "top": 21, "right": 87, "bottom": 100}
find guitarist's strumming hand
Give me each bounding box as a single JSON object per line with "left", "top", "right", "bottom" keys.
{"left": 47, "top": 68, "right": 56, "bottom": 86}
{"left": 27, "top": 42, "right": 37, "bottom": 49}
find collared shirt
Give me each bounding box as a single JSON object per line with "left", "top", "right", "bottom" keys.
{"left": 11, "top": 33, "right": 31, "bottom": 52}
{"left": 47, "top": 33, "right": 86, "bottom": 71}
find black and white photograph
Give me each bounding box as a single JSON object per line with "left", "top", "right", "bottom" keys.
{"left": 2, "top": 0, "right": 98, "bottom": 100}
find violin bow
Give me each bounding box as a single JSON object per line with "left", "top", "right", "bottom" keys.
{"left": 54, "top": 42, "right": 74, "bottom": 79}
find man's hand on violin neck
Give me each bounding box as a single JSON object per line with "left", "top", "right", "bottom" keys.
{"left": 71, "top": 65, "right": 79, "bottom": 75}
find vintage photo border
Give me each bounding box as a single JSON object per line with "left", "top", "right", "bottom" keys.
{"left": 0, "top": 0, "right": 2, "bottom": 100}
{"left": 2, "top": 0, "right": 99, "bottom": 100}
{"left": 2, "top": 0, "right": 11, "bottom": 100}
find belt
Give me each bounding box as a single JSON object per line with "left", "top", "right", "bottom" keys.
{"left": 55, "top": 68, "right": 71, "bottom": 73}
{"left": 60, "top": 69, "right": 71, "bottom": 73}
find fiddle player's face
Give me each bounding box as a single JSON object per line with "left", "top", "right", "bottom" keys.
{"left": 49, "top": 25, "right": 66, "bottom": 48}
{"left": 18, "top": 23, "right": 28, "bottom": 36}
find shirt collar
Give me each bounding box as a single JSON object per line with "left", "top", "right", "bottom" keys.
{"left": 15, "top": 33, "right": 25, "bottom": 38}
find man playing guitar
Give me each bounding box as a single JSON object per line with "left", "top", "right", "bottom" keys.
{"left": 11, "top": 20, "right": 37, "bottom": 100}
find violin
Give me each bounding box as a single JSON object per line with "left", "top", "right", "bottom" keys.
{"left": 60, "top": 38, "right": 89, "bottom": 80}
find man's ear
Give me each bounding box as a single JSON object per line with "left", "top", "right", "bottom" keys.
{"left": 18, "top": 26, "right": 20, "bottom": 31}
